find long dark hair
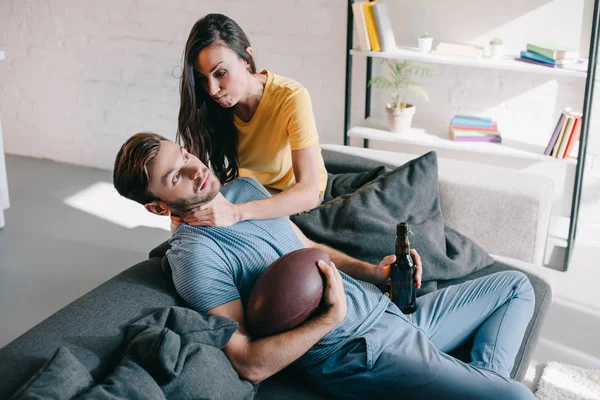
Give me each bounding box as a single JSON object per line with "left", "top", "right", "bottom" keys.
{"left": 177, "top": 13, "right": 256, "bottom": 184}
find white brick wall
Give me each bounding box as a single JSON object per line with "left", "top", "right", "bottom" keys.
{"left": 0, "top": 0, "right": 598, "bottom": 239}
{"left": 0, "top": 0, "right": 347, "bottom": 168}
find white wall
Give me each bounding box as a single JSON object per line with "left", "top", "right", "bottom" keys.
{"left": 0, "top": 0, "right": 598, "bottom": 239}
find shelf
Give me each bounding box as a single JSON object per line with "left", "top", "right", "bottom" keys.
{"left": 350, "top": 47, "right": 588, "bottom": 79}
{"left": 347, "top": 120, "right": 578, "bottom": 165}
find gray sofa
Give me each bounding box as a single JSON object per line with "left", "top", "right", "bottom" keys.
{"left": 0, "top": 146, "right": 553, "bottom": 399}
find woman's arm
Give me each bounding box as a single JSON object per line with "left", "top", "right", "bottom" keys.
{"left": 236, "top": 144, "right": 321, "bottom": 221}
{"left": 181, "top": 145, "right": 322, "bottom": 227}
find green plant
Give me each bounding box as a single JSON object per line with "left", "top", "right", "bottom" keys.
{"left": 490, "top": 38, "right": 503, "bottom": 45}
{"left": 368, "top": 60, "right": 439, "bottom": 109}
{"left": 420, "top": 32, "right": 432, "bottom": 39}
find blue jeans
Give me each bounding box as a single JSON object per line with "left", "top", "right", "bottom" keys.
{"left": 304, "top": 271, "right": 536, "bottom": 400}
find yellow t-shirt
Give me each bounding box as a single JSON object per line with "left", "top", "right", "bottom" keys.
{"left": 234, "top": 70, "right": 328, "bottom": 196}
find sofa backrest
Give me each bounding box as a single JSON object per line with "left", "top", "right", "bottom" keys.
{"left": 321, "top": 146, "right": 554, "bottom": 266}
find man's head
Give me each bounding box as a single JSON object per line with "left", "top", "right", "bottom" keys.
{"left": 113, "top": 132, "right": 221, "bottom": 216}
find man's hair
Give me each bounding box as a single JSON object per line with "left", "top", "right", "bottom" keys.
{"left": 113, "top": 132, "right": 170, "bottom": 205}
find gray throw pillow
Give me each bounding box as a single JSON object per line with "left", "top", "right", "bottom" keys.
{"left": 9, "top": 347, "right": 93, "bottom": 400}
{"left": 80, "top": 357, "right": 165, "bottom": 400}
{"left": 291, "top": 151, "right": 494, "bottom": 292}
{"left": 125, "top": 306, "right": 256, "bottom": 400}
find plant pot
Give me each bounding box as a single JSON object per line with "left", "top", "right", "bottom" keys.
{"left": 490, "top": 44, "right": 504, "bottom": 60}
{"left": 386, "top": 104, "right": 416, "bottom": 133}
{"left": 418, "top": 37, "right": 433, "bottom": 53}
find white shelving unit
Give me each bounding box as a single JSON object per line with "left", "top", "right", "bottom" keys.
{"left": 344, "top": 43, "right": 586, "bottom": 270}
{"left": 350, "top": 46, "right": 588, "bottom": 79}
{"left": 348, "top": 121, "right": 578, "bottom": 166}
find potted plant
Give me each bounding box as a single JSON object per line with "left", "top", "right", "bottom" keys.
{"left": 489, "top": 38, "right": 504, "bottom": 60}
{"left": 418, "top": 32, "right": 433, "bottom": 53}
{"left": 369, "top": 60, "right": 439, "bottom": 133}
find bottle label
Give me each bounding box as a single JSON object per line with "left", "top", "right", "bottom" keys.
{"left": 391, "top": 266, "right": 415, "bottom": 310}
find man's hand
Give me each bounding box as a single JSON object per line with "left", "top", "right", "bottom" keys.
{"left": 183, "top": 197, "right": 241, "bottom": 227}
{"left": 373, "top": 249, "right": 423, "bottom": 289}
{"left": 410, "top": 249, "right": 423, "bottom": 289}
{"left": 317, "top": 260, "right": 347, "bottom": 326}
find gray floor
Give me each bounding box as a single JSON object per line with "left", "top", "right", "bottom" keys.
{"left": 1, "top": 154, "right": 600, "bottom": 385}
{"left": 0, "top": 154, "right": 170, "bottom": 347}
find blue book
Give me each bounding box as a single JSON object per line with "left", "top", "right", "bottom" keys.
{"left": 451, "top": 115, "right": 494, "bottom": 129}
{"left": 521, "top": 51, "right": 556, "bottom": 65}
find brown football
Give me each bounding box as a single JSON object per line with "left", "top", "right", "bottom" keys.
{"left": 245, "top": 247, "right": 329, "bottom": 338}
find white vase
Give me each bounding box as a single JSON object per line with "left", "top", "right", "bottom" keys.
{"left": 418, "top": 37, "right": 433, "bottom": 54}
{"left": 490, "top": 44, "right": 504, "bottom": 60}
{"left": 386, "top": 104, "right": 416, "bottom": 133}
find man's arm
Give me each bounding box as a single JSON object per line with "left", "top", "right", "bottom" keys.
{"left": 208, "top": 259, "right": 347, "bottom": 384}
{"left": 289, "top": 221, "right": 423, "bottom": 288}
{"left": 289, "top": 221, "right": 390, "bottom": 284}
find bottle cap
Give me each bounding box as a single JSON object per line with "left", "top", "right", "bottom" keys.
{"left": 397, "top": 222, "right": 408, "bottom": 237}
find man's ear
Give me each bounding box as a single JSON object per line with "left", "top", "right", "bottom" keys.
{"left": 144, "top": 201, "right": 170, "bottom": 216}
{"left": 246, "top": 46, "right": 254, "bottom": 61}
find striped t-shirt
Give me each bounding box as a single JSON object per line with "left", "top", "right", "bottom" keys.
{"left": 166, "top": 177, "right": 389, "bottom": 367}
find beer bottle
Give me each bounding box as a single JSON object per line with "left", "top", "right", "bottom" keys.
{"left": 391, "top": 222, "right": 417, "bottom": 314}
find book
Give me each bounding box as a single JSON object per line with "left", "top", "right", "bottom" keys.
{"left": 567, "top": 138, "right": 580, "bottom": 159}
{"left": 372, "top": 3, "right": 396, "bottom": 52}
{"left": 450, "top": 133, "right": 502, "bottom": 142}
{"left": 544, "top": 110, "right": 569, "bottom": 155}
{"left": 515, "top": 57, "right": 563, "bottom": 69}
{"left": 526, "top": 43, "right": 580, "bottom": 60}
{"left": 520, "top": 51, "right": 577, "bottom": 65}
{"left": 552, "top": 115, "right": 575, "bottom": 157}
{"left": 449, "top": 121, "right": 499, "bottom": 133}
{"left": 449, "top": 128, "right": 500, "bottom": 137}
{"left": 362, "top": 2, "right": 381, "bottom": 52}
{"left": 562, "top": 115, "right": 582, "bottom": 158}
{"left": 557, "top": 114, "right": 578, "bottom": 158}
{"left": 351, "top": 2, "right": 371, "bottom": 51}
{"left": 434, "top": 43, "right": 484, "bottom": 58}
{"left": 450, "top": 115, "right": 494, "bottom": 129}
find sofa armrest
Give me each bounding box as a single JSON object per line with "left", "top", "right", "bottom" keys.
{"left": 321, "top": 144, "right": 554, "bottom": 266}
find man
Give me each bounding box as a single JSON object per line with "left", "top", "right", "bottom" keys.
{"left": 113, "top": 132, "right": 536, "bottom": 399}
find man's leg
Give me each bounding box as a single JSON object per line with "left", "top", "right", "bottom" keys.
{"left": 304, "top": 310, "right": 534, "bottom": 400}
{"left": 408, "top": 271, "right": 535, "bottom": 378}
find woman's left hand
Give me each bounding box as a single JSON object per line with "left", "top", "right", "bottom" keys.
{"left": 182, "top": 197, "right": 241, "bottom": 227}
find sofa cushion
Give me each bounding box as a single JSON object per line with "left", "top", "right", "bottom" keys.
{"left": 291, "top": 151, "right": 494, "bottom": 292}
{"left": 8, "top": 347, "right": 94, "bottom": 400}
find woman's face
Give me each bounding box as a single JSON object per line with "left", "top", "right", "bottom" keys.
{"left": 195, "top": 43, "right": 252, "bottom": 108}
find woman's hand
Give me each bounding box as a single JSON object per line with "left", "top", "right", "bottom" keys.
{"left": 373, "top": 249, "right": 423, "bottom": 289}
{"left": 183, "top": 197, "right": 241, "bottom": 227}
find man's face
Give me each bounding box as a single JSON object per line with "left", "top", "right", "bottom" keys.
{"left": 146, "top": 140, "right": 221, "bottom": 215}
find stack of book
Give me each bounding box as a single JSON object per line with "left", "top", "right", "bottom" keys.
{"left": 516, "top": 43, "right": 580, "bottom": 68}
{"left": 449, "top": 116, "right": 501, "bottom": 143}
{"left": 351, "top": 1, "right": 396, "bottom": 52}
{"left": 544, "top": 108, "right": 582, "bottom": 159}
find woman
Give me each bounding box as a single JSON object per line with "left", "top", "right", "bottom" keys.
{"left": 174, "top": 13, "right": 328, "bottom": 228}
